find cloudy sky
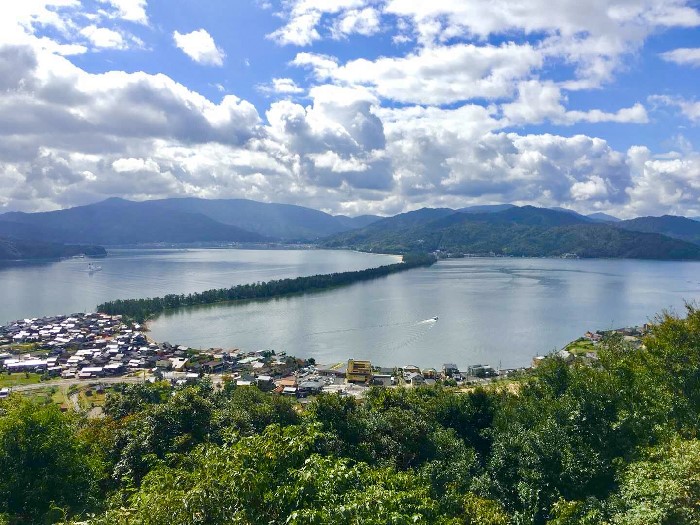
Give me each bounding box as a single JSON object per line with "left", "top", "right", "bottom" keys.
{"left": 1, "top": 0, "right": 699, "bottom": 217}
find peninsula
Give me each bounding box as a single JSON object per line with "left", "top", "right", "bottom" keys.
{"left": 96, "top": 253, "right": 436, "bottom": 322}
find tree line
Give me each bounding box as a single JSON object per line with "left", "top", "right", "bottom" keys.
{"left": 96, "top": 253, "right": 437, "bottom": 322}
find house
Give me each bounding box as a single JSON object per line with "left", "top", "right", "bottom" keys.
{"left": 104, "top": 363, "right": 124, "bottom": 375}
{"left": 422, "top": 368, "right": 438, "bottom": 379}
{"left": 79, "top": 367, "right": 104, "bottom": 378}
{"left": 202, "top": 360, "right": 224, "bottom": 373}
{"left": 467, "top": 364, "right": 497, "bottom": 378}
{"left": 282, "top": 386, "right": 298, "bottom": 396}
{"left": 169, "top": 357, "right": 188, "bottom": 371}
{"left": 442, "top": 363, "right": 459, "bottom": 378}
{"left": 372, "top": 374, "right": 393, "bottom": 387}
{"left": 5, "top": 358, "right": 48, "bottom": 372}
{"left": 298, "top": 380, "right": 324, "bottom": 396}
{"left": 256, "top": 375, "right": 275, "bottom": 391}
{"left": 346, "top": 359, "right": 372, "bottom": 383}
{"left": 405, "top": 372, "right": 425, "bottom": 386}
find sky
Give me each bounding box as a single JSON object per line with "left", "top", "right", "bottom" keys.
{"left": 0, "top": 0, "right": 699, "bottom": 218}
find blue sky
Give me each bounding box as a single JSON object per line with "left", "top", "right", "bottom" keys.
{"left": 0, "top": 0, "right": 699, "bottom": 217}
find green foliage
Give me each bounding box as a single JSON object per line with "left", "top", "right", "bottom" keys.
{"left": 609, "top": 438, "right": 700, "bottom": 524}
{"left": 0, "top": 397, "right": 99, "bottom": 523}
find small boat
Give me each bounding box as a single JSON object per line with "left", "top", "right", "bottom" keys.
{"left": 87, "top": 263, "right": 102, "bottom": 273}
{"left": 432, "top": 316, "right": 438, "bottom": 321}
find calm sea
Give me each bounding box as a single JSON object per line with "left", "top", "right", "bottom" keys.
{"left": 3, "top": 249, "right": 700, "bottom": 368}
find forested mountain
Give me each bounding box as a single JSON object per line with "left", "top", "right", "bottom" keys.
{"left": 0, "top": 198, "right": 267, "bottom": 245}
{"left": 0, "top": 197, "right": 381, "bottom": 244}
{"left": 457, "top": 203, "right": 516, "bottom": 214}
{"left": 0, "top": 237, "right": 105, "bottom": 260}
{"left": 147, "top": 197, "right": 380, "bottom": 239}
{"left": 587, "top": 212, "right": 620, "bottom": 222}
{"left": 616, "top": 215, "right": 700, "bottom": 245}
{"left": 323, "top": 206, "right": 700, "bottom": 259}
{"left": 4, "top": 197, "right": 700, "bottom": 252}
{"left": 5, "top": 307, "right": 700, "bottom": 523}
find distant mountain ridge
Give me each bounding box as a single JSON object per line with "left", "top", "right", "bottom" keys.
{"left": 616, "top": 215, "right": 700, "bottom": 246}
{"left": 0, "top": 199, "right": 267, "bottom": 245}
{"left": 146, "top": 197, "right": 380, "bottom": 240}
{"left": 322, "top": 206, "right": 700, "bottom": 260}
{"left": 0, "top": 197, "right": 382, "bottom": 245}
{"left": 2, "top": 197, "right": 700, "bottom": 257}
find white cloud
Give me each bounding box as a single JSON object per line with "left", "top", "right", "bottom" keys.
{"left": 268, "top": 12, "right": 322, "bottom": 46}
{"left": 332, "top": 7, "right": 381, "bottom": 38}
{"left": 259, "top": 77, "right": 305, "bottom": 95}
{"left": 295, "top": 42, "right": 543, "bottom": 105}
{"left": 625, "top": 146, "right": 700, "bottom": 217}
{"left": 2, "top": 0, "right": 700, "bottom": 218}
{"left": 268, "top": 0, "right": 372, "bottom": 46}
{"left": 279, "top": 0, "right": 700, "bottom": 93}
{"left": 112, "top": 157, "right": 160, "bottom": 173}
{"left": 660, "top": 47, "right": 700, "bottom": 67}
{"left": 650, "top": 94, "right": 700, "bottom": 122}
{"left": 80, "top": 25, "right": 125, "bottom": 49}
{"left": 98, "top": 0, "right": 148, "bottom": 24}
{"left": 173, "top": 29, "right": 225, "bottom": 66}
{"left": 502, "top": 81, "right": 648, "bottom": 126}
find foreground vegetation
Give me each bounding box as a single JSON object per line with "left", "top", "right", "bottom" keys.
{"left": 96, "top": 253, "right": 436, "bottom": 322}
{"left": 3, "top": 305, "right": 700, "bottom": 523}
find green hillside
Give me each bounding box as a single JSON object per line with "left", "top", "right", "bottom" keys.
{"left": 323, "top": 206, "right": 700, "bottom": 259}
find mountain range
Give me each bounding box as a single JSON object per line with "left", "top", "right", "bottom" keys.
{"left": 321, "top": 206, "right": 700, "bottom": 260}
{"left": 0, "top": 197, "right": 380, "bottom": 245}
{"left": 3, "top": 198, "right": 700, "bottom": 260}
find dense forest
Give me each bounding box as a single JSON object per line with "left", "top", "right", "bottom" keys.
{"left": 322, "top": 207, "right": 700, "bottom": 259}
{"left": 3, "top": 305, "right": 700, "bottom": 523}
{"left": 96, "top": 253, "right": 436, "bottom": 322}
{"left": 0, "top": 237, "right": 106, "bottom": 261}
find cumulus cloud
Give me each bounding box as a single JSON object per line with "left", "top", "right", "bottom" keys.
{"left": 268, "top": 0, "right": 373, "bottom": 45}
{"left": 331, "top": 7, "right": 382, "bottom": 38}
{"left": 98, "top": 0, "right": 148, "bottom": 24}
{"left": 625, "top": 146, "right": 700, "bottom": 217}
{"left": 79, "top": 25, "right": 126, "bottom": 50}
{"left": 258, "top": 77, "right": 305, "bottom": 95}
{"left": 173, "top": 29, "right": 225, "bottom": 66}
{"left": 2, "top": 0, "right": 700, "bottom": 219}
{"left": 660, "top": 47, "right": 700, "bottom": 67}
{"left": 295, "top": 42, "right": 543, "bottom": 105}
{"left": 503, "top": 81, "right": 648, "bottom": 126}
{"left": 650, "top": 94, "right": 700, "bottom": 122}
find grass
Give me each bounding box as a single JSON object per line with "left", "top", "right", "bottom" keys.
{"left": 0, "top": 372, "right": 44, "bottom": 388}
{"left": 78, "top": 388, "right": 107, "bottom": 410}
{"left": 2, "top": 343, "right": 40, "bottom": 355}
{"left": 565, "top": 338, "right": 596, "bottom": 356}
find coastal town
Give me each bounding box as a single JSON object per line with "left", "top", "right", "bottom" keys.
{"left": 0, "top": 311, "right": 648, "bottom": 404}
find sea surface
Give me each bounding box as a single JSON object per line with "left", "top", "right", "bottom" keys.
{"left": 3, "top": 249, "right": 700, "bottom": 368}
